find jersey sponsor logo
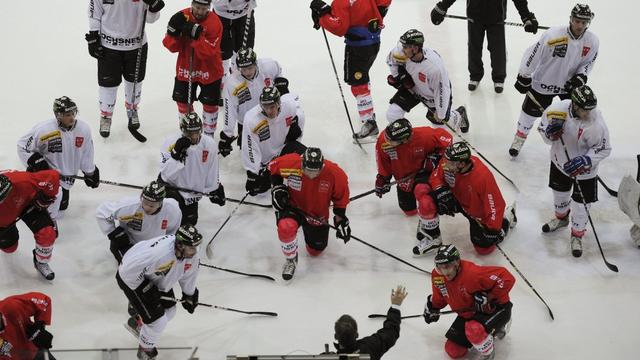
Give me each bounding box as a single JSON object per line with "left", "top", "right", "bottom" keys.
{"left": 280, "top": 168, "right": 302, "bottom": 177}
{"left": 487, "top": 193, "right": 497, "bottom": 221}
{"left": 547, "top": 36, "right": 568, "bottom": 47}
{"left": 539, "top": 83, "right": 563, "bottom": 94}
{"left": 233, "top": 82, "right": 252, "bottom": 105}
{"left": 418, "top": 72, "right": 427, "bottom": 83}
{"left": 525, "top": 42, "right": 541, "bottom": 67}
{"left": 202, "top": 150, "right": 209, "bottom": 163}
{"left": 38, "top": 181, "right": 55, "bottom": 192}
{"left": 161, "top": 219, "right": 168, "bottom": 230}
{"left": 381, "top": 143, "right": 398, "bottom": 160}
{"left": 253, "top": 119, "right": 271, "bottom": 142}
{"left": 319, "top": 180, "right": 330, "bottom": 193}
{"left": 122, "top": 212, "right": 144, "bottom": 232}
{"left": 433, "top": 276, "right": 445, "bottom": 286}
{"left": 47, "top": 137, "right": 63, "bottom": 154}
{"left": 286, "top": 174, "right": 302, "bottom": 191}
{"left": 178, "top": 68, "right": 210, "bottom": 81}
{"left": 582, "top": 46, "right": 591, "bottom": 57}
{"left": 75, "top": 136, "right": 84, "bottom": 148}
{"left": 184, "top": 263, "right": 192, "bottom": 272}
{"left": 100, "top": 33, "right": 142, "bottom": 47}
{"left": 155, "top": 260, "right": 175, "bottom": 276}
{"left": 39, "top": 130, "right": 61, "bottom": 142}
{"left": 224, "top": 8, "right": 248, "bottom": 15}
{"left": 546, "top": 111, "right": 567, "bottom": 121}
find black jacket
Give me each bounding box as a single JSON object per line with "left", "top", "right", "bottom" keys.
{"left": 335, "top": 307, "right": 401, "bottom": 360}
{"left": 438, "top": 0, "right": 531, "bottom": 24}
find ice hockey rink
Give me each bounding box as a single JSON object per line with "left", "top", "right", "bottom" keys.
{"left": 1, "top": 0, "right": 639, "bottom": 359}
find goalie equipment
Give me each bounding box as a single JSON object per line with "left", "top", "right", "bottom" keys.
{"left": 0, "top": 174, "right": 12, "bottom": 202}
{"left": 399, "top": 29, "right": 424, "bottom": 47}
{"left": 385, "top": 118, "right": 412, "bottom": 143}
{"left": 618, "top": 174, "right": 640, "bottom": 226}
{"left": 141, "top": 181, "right": 166, "bottom": 203}
{"left": 176, "top": 225, "right": 203, "bottom": 247}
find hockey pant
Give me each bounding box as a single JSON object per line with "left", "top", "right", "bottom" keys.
{"left": 98, "top": 45, "right": 148, "bottom": 117}
{"left": 277, "top": 210, "right": 329, "bottom": 258}
{"left": 386, "top": 88, "right": 463, "bottom": 131}
{"left": 548, "top": 162, "right": 597, "bottom": 237}
{"left": 0, "top": 207, "right": 56, "bottom": 262}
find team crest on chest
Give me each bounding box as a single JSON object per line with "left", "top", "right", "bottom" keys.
{"left": 184, "top": 263, "right": 192, "bottom": 272}
{"left": 202, "top": 150, "right": 209, "bottom": 163}
{"left": 418, "top": 72, "right": 427, "bottom": 83}
{"left": 318, "top": 180, "right": 330, "bottom": 193}
{"left": 75, "top": 136, "right": 84, "bottom": 148}
{"left": 161, "top": 219, "right": 168, "bottom": 230}
{"left": 582, "top": 46, "right": 591, "bottom": 57}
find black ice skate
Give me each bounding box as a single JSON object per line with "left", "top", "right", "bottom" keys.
{"left": 127, "top": 108, "right": 140, "bottom": 130}
{"left": 137, "top": 345, "right": 158, "bottom": 360}
{"left": 542, "top": 214, "right": 569, "bottom": 233}
{"left": 32, "top": 250, "right": 54, "bottom": 280}
{"left": 352, "top": 120, "right": 379, "bottom": 144}
{"left": 456, "top": 106, "right": 470, "bottom": 133}
{"left": 100, "top": 115, "right": 112, "bottom": 138}
{"left": 282, "top": 255, "right": 298, "bottom": 281}
{"left": 124, "top": 315, "right": 142, "bottom": 339}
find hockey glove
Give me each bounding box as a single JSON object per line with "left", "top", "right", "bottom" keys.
{"left": 143, "top": 0, "right": 165, "bottom": 13}
{"left": 387, "top": 66, "right": 415, "bottom": 90}
{"left": 27, "top": 153, "right": 50, "bottom": 173}
{"left": 432, "top": 186, "right": 458, "bottom": 216}
{"left": 271, "top": 184, "right": 290, "bottom": 211}
{"left": 158, "top": 289, "right": 176, "bottom": 309}
{"left": 514, "top": 74, "right": 532, "bottom": 94}
{"left": 83, "top": 166, "right": 100, "bottom": 189}
{"left": 218, "top": 132, "right": 236, "bottom": 157}
{"left": 181, "top": 288, "right": 199, "bottom": 314}
{"left": 171, "top": 137, "right": 192, "bottom": 162}
{"left": 274, "top": 77, "right": 290, "bottom": 95}
{"left": 564, "top": 74, "right": 587, "bottom": 94}
{"left": 246, "top": 171, "right": 270, "bottom": 196}
{"left": 375, "top": 174, "right": 392, "bottom": 198}
{"left": 108, "top": 227, "right": 131, "bottom": 263}
{"left": 34, "top": 192, "right": 56, "bottom": 210}
{"left": 423, "top": 295, "right": 441, "bottom": 324}
{"left": 209, "top": 184, "right": 226, "bottom": 206}
{"left": 544, "top": 118, "right": 564, "bottom": 140}
{"left": 473, "top": 292, "right": 496, "bottom": 314}
{"left": 183, "top": 22, "right": 203, "bottom": 40}
{"left": 167, "top": 11, "right": 187, "bottom": 37}
{"left": 85, "top": 31, "right": 104, "bottom": 59}
{"left": 333, "top": 209, "right": 351, "bottom": 243}
{"left": 563, "top": 155, "right": 592, "bottom": 177}
{"left": 310, "top": 0, "right": 331, "bottom": 29}
{"left": 522, "top": 13, "right": 539, "bottom": 34}
{"left": 26, "top": 321, "right": 53, "bottom": 349}
{"left": 33, "top": 349, "right": 57, "bottom": 360}
{"left": 482, "top": 227, "right": 505, "bottom": 245}
{"left": 430, "top": 3, "right": 447, "bottom": 25}
{"left": 285, "top": 116, "right": 303, "bottom": 143}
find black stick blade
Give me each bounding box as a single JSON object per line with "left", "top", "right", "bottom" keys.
{"left": 128, "top": 127, "right": 147, "bottom": 143}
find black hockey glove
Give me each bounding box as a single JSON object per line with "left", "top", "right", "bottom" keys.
{"left": 181, "top": 288, "right": 199, "bottom": 314}
{"left": 432, "top": 186, "right": 457, "bottom": 216}
{"left": 246, "top": 171, "right": 270, "bottom": 196}
{"left": 171, "top": 137, "right": 192, "bottom": 162}
{"left": 27, "top": 153, "right": 50, "bottom": 173}
{"left": 33, "top": 349, "right": 57, "bottom": 360}
{"left": 544, "top": 118, "right": 564, "bottom": 140}
{"left": 271, "top": 184, "right": 290, "bottom": 211}
{"left": 473, "top": 292, "right": 496, "bottom": 314}
{"left": 285, "top": 116, "right": 302, "bottom": 143}
{"left": 387, "top": 66, "right": 415, "bottom": 90}
{"left": 183, "top": 22, "right": 203, "bottom": 40}
{"left": 85, "top": 31, "right": 104, "bottom": 59}
{"left": 375, "top": 174, "right": 392, "bottom": 198}
{"left": 333, "top": 208, "right": 351, "bottom": 243}
{"left": 26, "top": 321, "right": 53, "bottom": 349}
{"left": 167, "top": 11, "right": 187, "bottom": 37}
{"left": 108, "top": 227, "right": 131, "bottom": 263}
{"left": 218, "top": 132, "right": 236, "bottom": 157}
{"left": 274, "top": 77, "right": 290, "bottom": 95}
{"left": 522, "top": 13, "right": 539, "bottom": 34}
{"left": 482, "top": 227, "right": 505, "bottom": 245}
{"left": 143, "top": 0, "right": 165, "bottom": 13}
{"left": 159, "top": 289, "right": 176, "bottom": 309}
{"left": 430, "top": 3, "right": 447, "bottom": 25}
{"left": 378, "top": 6, "right": 388, "bottom": 18}
{"left": 209, "top": 184, "right": 226, "bottom": 206}
{"left": 514, "top": 74, "right": 532, "bottom": 94}
{"left": 423, "top": 295, "right": 441, "bottom": 324}
{"left": 83, "top": 166, "right": 100, "bottom": 189}
{"left": 310, "top": 0, "right": 331, "bottom": 29}
{"left": 564, "top": 74, "right": 587, "bottom": 94}
{"left": 34, "top": 192, "right": 56, "bottom": 210}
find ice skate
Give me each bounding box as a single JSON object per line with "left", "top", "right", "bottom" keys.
{"left": 468, "top": 80, "right": 479, "bottom": 91}
{"left": 32, "top": 250, "right": 54, "bottom": 280}
{"left": 137, "top": 345, "right": 158, "bottom": 360}
{"left": 124, "top": 315, "right": 142, "bottom": 339}
{"left": 571, "top": 235, "right": 583, "bottom": 257}
{"left": 494, "top": 83, "right": 504, "bottom": 94}
{"left": 127, "top": 108, "right": 140, "bottom": 130}
{"left": 352, "top": 120, "right": 378, "bottom": 144}
{"left": 281, "top": 255, "right": 298, "bottom": 281}
{"left": 506, "top": 204, "right": 517, "bottom": 229}
{"left": 456, "top": 106, "right": 470, "bottom": 133}
{"left": 100, "top": 115, "right": 112, "bottom": 138}
{"left": 508, "top": 133, "right": 526, "bottom": 157}
{"left": 413, "top": 231, "right": 442, "bottom": 256}
{"left": 542, "top": 215, "right": 569, "bottom": 233}
{"left": 494, "top": 318, "right": 511, "bottom": 340}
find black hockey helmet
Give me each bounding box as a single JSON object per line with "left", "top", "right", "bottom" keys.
{"left": 571, "top": 3, "right": 595, "bottom": 21}
{"left": 236, "top": 47, "right": 257, "bottom": 68}
{"left": 385, "top": 118, "right": 413, "bottom": 143}
{"left": 571, "top": 85, "right": 597, "bottom": 110}
{"left": 444, "top": 142, "right": 471, "bottom": 163}
{"left": 400, "top": 29, "right": 424, "bottom": 47}
{"left": 180, "top": 112, "right": 203, "bottom": 133}
{"left": 176, "top": 224, "right": 203, "bottom": 247}
{"left": 0, "top": 174, "right": 12, "bottom": 202}
{"left": 141, "top": 181, "right": 166, "bottom": 203}
{"left": 434, "top": 244, "right": 460, "bottom": 265}
{"left": 260, "top": 86, "right": 281, "bottom": 106}
{"left": 302, "top": 147, "right": 324, "bottom": 172}
{"left": 192, "top": 0, "right": 212, "bottom": 5}
{"left": 53, "top": 96, "right": 78, "bottom": 118}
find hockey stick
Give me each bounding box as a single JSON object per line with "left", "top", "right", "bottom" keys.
{"left": 443, "top": 122, "right": 520, "bottom": 192}
{"left": 597, "top": 176, "right": 618, "bottom": 197}
{"left": 559, "top": 137, "right": 618, "bottom": 272}
{"left": 205, "top": 192, "right": 249, "bottom": 259}
{"left": 444, "top": 14, "right": 550, "bottom": 30}
{"left": 160, "top": 297, "right": 277, "bottom": 316}
{"left": 241, "top": 3, "right": 254, "bottom": 48}
{"left": 368, "top": 309, "right": 464, "bottom": 319}
{"left": 637, "top": 154, "right": 640, "bottom": 182}
{"left": 227, "top": 196, "right": 272, "bottom": 208}
{"left": 127, "top": 7, "right": 148, "bottom": 143}
{"left": 199, "top": 261, "right": 275, "bottom": 281}
{"left": 321, "top": 28, "right": 366, "bottom": 153}
{"left": 495, "top": 244, "right": 555, "bottom": 320}
{"left": 51, "top": 347, "right": 192, "bottom": 352}
{"left": 187, "top": 47, "right": 194, "bottom": 111}
{"left": 349, "top": 180, "right": 397, "bottom": 202}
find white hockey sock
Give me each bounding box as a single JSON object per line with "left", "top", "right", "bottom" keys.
{"left": 139, "top": 313, "right": 170, "bottom": 349}
{"left": 570, "top": 200, "right": 590, "bottom": 236}
{"left": 124, "top": 80, "right": 142, "bottom": 109}
{"left": 418, "top": 216, "right": 439, "bottom": 231}
{"left": 386, "top": 103, "right": 406, "bottom": 123}
{"left": 516, "top": 112, "right": 538, "bottom": 136}
{"left": 355, "top": 93, "right": 375, "bottom": 123}
{"left": 472, "top": 334, "right": 494, "bottom": 357}
{"left": 203, "top": 110, "right": 218, "bottom": 135}
{"left": 281, "top": 236, "right": 298, "bottom": 259}
{"left": 552, "top": 190, "right": 571, "bottom": 218}
{"left": 34, "top": 245, "right": 53, "bottom": 263}
{"left": 99, "top": 86, "right": 118, "bottom": 116}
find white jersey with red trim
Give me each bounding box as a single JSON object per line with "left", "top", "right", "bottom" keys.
{"left": 88, "top": 0, "right": 161, "bottom": 51}
{"left": 212, "top": 0, "right": 257, "bottom": 20}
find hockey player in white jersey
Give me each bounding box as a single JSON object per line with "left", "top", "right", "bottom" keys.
{"left": 537, "top": 85, "right": 610, "bottom": 257}
{"left": 385, "top": 29, "right": 469, "bottom": 140}
{"left": 242, "top": 86, "right": 306, "bottom": 196}
{"left": 219, "top": 47, "right": 283, "bottom": 157}
{"left": 86, "top": 0, "right": 165, "bottom": 138}
{"left": 116, "top": 225, "right": 202, "bottom": 360}
{"left": 159, "top": 113, "right": 225, "bottom": 226}
{"left": 17, "top": 97, "right": 100, "bottom": 220}
{"left": 510, "top": 3, "right": 599, "bottom": 157}
{"left": 212, "top": 0, "right": 257, "bottom": 76}
{"left": 96, "top": 180, "right": 182, "bottom": 263}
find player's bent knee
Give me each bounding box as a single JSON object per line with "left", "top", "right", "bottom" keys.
{"left": 465, "top": 320, "right": 489, "bottom": 344}
{"left": 34, "top": 226, "right": 57, "bottom": 247}
{"left": 473, "top": 244, "right": 496, "bottom": 255}
{"left": 403, "top": 209, "right": 417, "bottom": 216}
{"left": 305, "top": 243, "right": 325, "bottom": 257}
{"left": 0, "top": 237, "right": 19, "bottom": 253}
{"left": 277, "top": 218, "right": 299, "bottom": 242}
{"left": 444, "top": 339, "right": 468, "bottom": 359}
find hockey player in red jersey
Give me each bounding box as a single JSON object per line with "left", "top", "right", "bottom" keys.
{"left": 0, "top": 170, "right": 60, "bottom": 280}
{"left": 163, "top": 0, "right": 224, "bottom": 137}
{"left": 423, "top": 142, "right": 516, "bottom": 255}
{"left": 268, "top": 147, "right": 351, "bottom": 281}
{"left": 0, "top": 292, "right": 55, "bottom": 360}
{"left": 423, "top": 245, "right": 515, "bottom": 359}
{"left": 374, "top": 118, "right": 453, "bottom": 255}
{"left": 310, "top": 0, "right": 392, "bottom": 143}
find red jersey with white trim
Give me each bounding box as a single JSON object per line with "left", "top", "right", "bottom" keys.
{"left": 375, "top": 126, "right": 452, "bottom": 180}
{"left": 268, "top": 153, "right": 349, "bottom": 222}
{"left": 319, "top": 0, "right": 391, "bottom": 37}
{"left": 429, "top": 156, "right": 506, "bottom": 231}
{"left": 0, "top": 292, "right": 52, "bottom": 360}
{"left": 162, "top": 9, "right": 223, "bottom": 85}
{"left": 430, "top": 260, "right": 515, "bottom": 319}
{"left": 0, "top": 170, "right": 60, "bottom": 228}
